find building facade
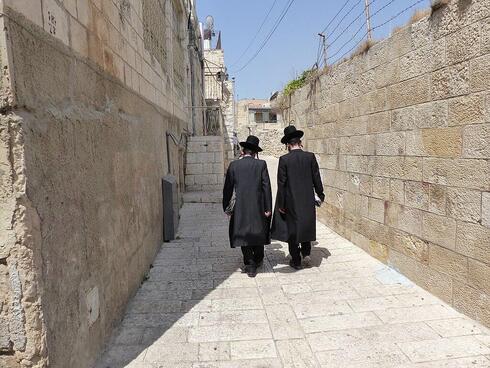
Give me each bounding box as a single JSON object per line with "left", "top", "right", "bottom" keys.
{"left": 0, "top": 0, "right": 205, "bottom": 367}
{"left": 236, "top": 99, "right": 285, "bottom": 157}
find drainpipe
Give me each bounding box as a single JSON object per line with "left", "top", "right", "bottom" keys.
{"left": 187, "top": 5, "right": 196, "bottom": 135}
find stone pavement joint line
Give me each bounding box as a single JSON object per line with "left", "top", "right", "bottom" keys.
{"left": 94, "top": 201, "right": 490, "bottom": 368}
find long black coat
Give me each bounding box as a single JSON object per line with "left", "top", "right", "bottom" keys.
{"left": 223, "top": 157, "right": 273, "bottom": 248}
{"left": 272, "top": 150, "right": 325, "bottom": 243}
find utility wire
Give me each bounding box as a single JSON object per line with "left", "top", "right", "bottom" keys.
{"left": 316, "top": 0, "right": 360, "bottom": 66}
{"left": 327, "top": 0, "right": 363, "bottom": 37}
{"left": 233, "top": 0, "right": 297, "bottom": 73}
{"left": 315, "top": 36, "right": 323, "bottom": 65}
{"left": 330, "top": 0, "right": 426, "bottom": 63}
{"left": 326, "top": 0, "right": 398, "bottom": 62}
{"left": 230, "top": 0, "right": 278, "bottom": 67}
{"left": 319, "top": 0, "right": 352, "bottom": 34}
{"left": 325, "top": 0, "right": 378, "bottom": 55}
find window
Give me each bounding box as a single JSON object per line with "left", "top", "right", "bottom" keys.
{"left": 254, "top": 111, "right": 263, "bottom": 123}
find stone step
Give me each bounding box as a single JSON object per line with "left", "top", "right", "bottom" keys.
{"left": 183, "top": 191, "right": 222, "bottom": 204}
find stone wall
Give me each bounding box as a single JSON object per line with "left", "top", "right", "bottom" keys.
{"left": 236, "top": 99, "right": 286, "bottom": 158}
{"left": 203, "top": 49, "right": 235, "bottom": 165}
{"left": 282, "top": 0, "right": 490, "bottom": 327}
{"left": 0, "top": 0, "right": 203, "bottom": 367}
{"left": 185, "top": 136, "right": 225, "bottom": 192}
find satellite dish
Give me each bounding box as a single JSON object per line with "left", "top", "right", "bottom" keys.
{"left": 205, "top": 15, "right": 214, "bottom": 30}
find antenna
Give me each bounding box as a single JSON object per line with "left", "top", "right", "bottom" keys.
{"left": 203, "top": 15, "right": 215, "bottom": 49}
{"left": 205, "top": 15, "right": 214, "bottom": 31}
{"left": 364, "top": 0, "right": 372, "bottom": 40}
{"left": 318, "top": 33, "right": 327, "bottom": 67}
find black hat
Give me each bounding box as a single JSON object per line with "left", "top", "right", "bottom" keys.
{"left": 240, "top": 135, "right": 263, "bottom": 152}
{"left": 281, "top": 125, "right": 304, "bottom": 144}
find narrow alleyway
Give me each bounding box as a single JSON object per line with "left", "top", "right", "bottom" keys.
{"left": 95, "top": 157, "right": 490, "bottom": 368}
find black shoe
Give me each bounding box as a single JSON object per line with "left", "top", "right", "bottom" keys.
{"left": 303, "top": 255, "right": 312, "bottom": 267}
{"left": 289, "top": 260, "right": 302, "bottom": 270}
{"left": 254, "top": 260, "right": 263, "bottom": 268}
{"left": 246, "top": 264, "right": 257, "bottom": 278}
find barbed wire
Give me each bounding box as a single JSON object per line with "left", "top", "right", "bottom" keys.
{"left": 316, "top": 0, "right": 364, "bottom": 66}
{"left": 316, "top": 0, "right": 376, "bottom": 66}
{"left": 325, "top": 0, "right": 398, "bottom": 63}
{"left": 319, "top": 0, "right": 353, "bottom": 35}
{"left": 328, "top": 0, "right": 426, "bottom": 65}
{"left": 327, "top": 0, "right": 364, "bottom": 38}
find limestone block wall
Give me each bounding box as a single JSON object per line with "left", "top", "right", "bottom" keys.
{"left": 235, "top": 100, "right": 286, "bottom": 157}
{"left": 185, "top": 136, "right": 225, "bottom": 192}
{"left": 282, "top": 0, "right": 490, "bottom": 327}
{"left": 243, "top": 124, "right": 286, "bottom": 158}
{"left": 0, "top": 0, "right": 203, "bottom": 367}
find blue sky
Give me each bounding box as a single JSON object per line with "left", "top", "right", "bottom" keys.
{"left": 196, "top": 0, "right": 431, "bottom": 99}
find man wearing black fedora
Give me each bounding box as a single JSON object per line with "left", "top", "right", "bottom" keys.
{"left": 223, "top": 135, "right": 273, "bottom": 277}
{"left": 272, "top": 126, "right": 325, "bottom": 270}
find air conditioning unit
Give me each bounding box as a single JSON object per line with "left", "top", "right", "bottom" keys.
{"left": 162, "top": 176, "right": 178, "bottom": 241}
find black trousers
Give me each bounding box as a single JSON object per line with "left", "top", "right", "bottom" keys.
{"left": 241, "top": 245, "right": 264, "bottom": 265}
{"left": 288, "top": 241, "right": 311, "bottom": 266}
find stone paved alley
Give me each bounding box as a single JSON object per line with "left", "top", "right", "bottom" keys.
{"left": 95, "top": 158, "right": 490, "bottom": 368}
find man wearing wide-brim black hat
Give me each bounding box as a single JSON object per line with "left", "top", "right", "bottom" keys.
{"left": 223, "top": 135, "right": 273, "bottom": 277}
{"left": 271, "top": 125, "right": 325, "bottom": 269}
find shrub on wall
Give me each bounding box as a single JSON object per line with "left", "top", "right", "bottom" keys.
{"left": 283, "top": 69, "right": 315, "bottom": 96}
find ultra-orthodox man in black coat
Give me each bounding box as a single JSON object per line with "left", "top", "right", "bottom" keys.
{"left": 272, "top": 149, "right": 325, "bottom": 244}
{"left": 223, "top": 157, "right": 273, "bottom": 248}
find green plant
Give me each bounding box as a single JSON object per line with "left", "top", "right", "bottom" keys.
{"left": 431, "top": 0, "right": 450, "bottom": 12}
{"left": 283, "top": 69, "right": 314, "bottom": 96}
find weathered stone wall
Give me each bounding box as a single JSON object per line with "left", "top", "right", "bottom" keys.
{"left": 185, "top": 136, "right": 225, "bottom": 192}
{"left": 203, "top": 49, "right": 235, "bottom": 165}
{"left": 236, "top": 99, "right": 286, "bottom": 157}
{"left": 0, "top": 0, "right": 203, "bottom": 367}
{"left": 282, "top": 0, "right": 490, "bottom": 326}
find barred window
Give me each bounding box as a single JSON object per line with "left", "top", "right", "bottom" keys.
{"left": 142, "top": 0, "right": 167, "bottom": 73}
{"left": 172, "top": 1, "right": 186, "bottom": 95}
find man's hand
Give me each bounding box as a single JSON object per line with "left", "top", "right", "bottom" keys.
{"left": 279, "top": 208, "right": 287, "bottom": 214}
{"left": 264, "top": 211, "right": 272, "bottom": 218}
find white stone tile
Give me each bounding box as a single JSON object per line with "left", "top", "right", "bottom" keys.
{"left": 230, "top": 339, "right": 277, "bottom": 360}
{"left": 145, "top": 343, "right": 198, "bottom": 363}
{"left": 475, "top": 334, "right": 490, "bottom": 347}
{"left": 198, "top": 342, "right": 231, "bottom": 362}
{"left": 275, "top": 339, "right": 320, "bottom": 368}
{"left": 427, "top": 318, "right": 487, "bottom": 337}
{"left": 299, "top": 312, "right": 382, "bottom": 334}
{"left": 397, "top": 336, "right": 490, "bottom": 362}
{"left": 192, "top": 359, "right": 283, "bottom": 368}
{"left": 265, "top": 304, "right": 305, "bottom": 340}
{"left": 198, "top": 310, "right": 267, "bottom": 326}
{"left": 397, "top": 356, "right": 490, "bottom": 367}
{"left": 348, "top": 293, "right": 438, "bottom": 312}
{"left": 292, "top": 300, "right": 353, "bottom": 318}
{"left": 282, "top": 283, "right": 313, "bottom": 294}
{"left": 375, "top": 305, "right": 460, "bottom": 324}
{"left": 211, "top": 298, "right": 263, "bottom": 311}
{"left": 198, "top": 287, "right": 260, "bottom": 300}
{"left": 94, "top": 199, "right": 490, "bottom": 368}
{"left": 307, "top": 322, "right": 440, "bottom": 352}
{"left": 188, "top": 324, "right": 272, "bottom": 343}
{"left": 142, "top": 326, "right": 188, "bottom": 345}
{"left": 258, "top": 286, "right": 289, "bottom": 305}
{"left": 316, "top": 342, "right": 409, "bottom": 367}
{"left": 287, "top": 287, "right": 361, "bottom": 304}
